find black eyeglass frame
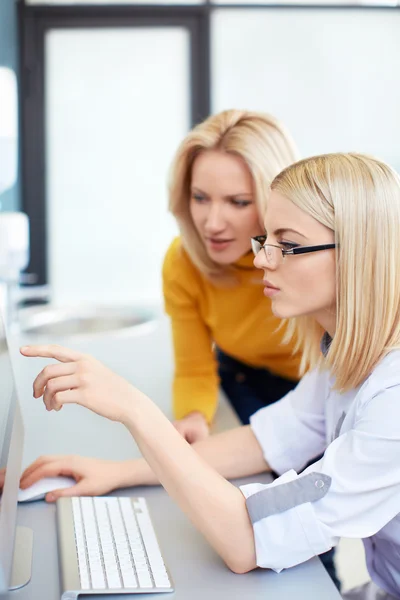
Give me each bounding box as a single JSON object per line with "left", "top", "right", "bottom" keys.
{"left": 251, "top": 235, "right": 336, "bottom": 258}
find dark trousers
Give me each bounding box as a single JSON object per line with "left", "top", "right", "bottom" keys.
{"left": 217, "top": 349, "right": 340, "bottom": 590}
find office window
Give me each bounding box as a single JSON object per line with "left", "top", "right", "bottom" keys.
{"left": 45, "top": 27, "right": 190, "bottom": 306}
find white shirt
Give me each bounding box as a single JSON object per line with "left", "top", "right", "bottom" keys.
{"left": 240, "top": 349, "right": 400, "bottom": 599}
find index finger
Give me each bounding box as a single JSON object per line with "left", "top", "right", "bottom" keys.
{"left": 20, "top": 461, "right": 77, "bottom": 491}
{"left": 20, "top": 455, "right": 62, "bottom": 483}
{"left": 20, "top": 344, "right": 84, "bottom": 364}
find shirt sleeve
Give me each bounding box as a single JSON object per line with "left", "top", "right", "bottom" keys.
{"left": 162, "top": 241, "right": 219, "bottom": 423}
{"left": 240, "top": 384, "right": 400, "bottom": 572}
{"left": 249, "top": 368, "right": 329, "bottom": 476}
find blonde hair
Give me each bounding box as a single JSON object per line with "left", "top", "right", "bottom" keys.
{"left": 168, "top": 109, "right": 298, "bottom": 281}
{"left": 272, "top": 152, "right": 400, "bottom": 391}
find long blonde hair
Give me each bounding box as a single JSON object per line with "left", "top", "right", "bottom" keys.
{"left": 272, "top": 152, "right": 400, "bottom": 391}
{"left": 169, "top": 109, "right": 298, "bottom": 281}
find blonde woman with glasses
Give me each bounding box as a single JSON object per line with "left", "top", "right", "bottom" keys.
{"left": 20, "top": 152, "right": 400, "bottom": 599}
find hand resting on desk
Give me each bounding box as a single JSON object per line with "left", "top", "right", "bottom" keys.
{"left": 1, "top": 468, "right": 74, "bottom": 503}
{"left": 19, "top": 455, "right": 128, "bottom": 502}
{"left": 18, "top": 475, "right": 75, "bottom": 502}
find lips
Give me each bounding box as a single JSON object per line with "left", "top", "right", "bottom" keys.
{"left": 263, "top": 279, "right": 280, "bottom": 291}
{"left": 205, "top": 237, "right": 235, "bottom": 252}
{"left": 206, "top": 237, "right": 234, "bottom": 243}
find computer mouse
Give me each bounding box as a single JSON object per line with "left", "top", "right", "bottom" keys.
{"left": 18, "top": 476, "right": 76, "bottom": 503}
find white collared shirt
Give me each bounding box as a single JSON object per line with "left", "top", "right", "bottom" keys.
{"left": 240, "top": 350, "right": 400, "bottom": 599}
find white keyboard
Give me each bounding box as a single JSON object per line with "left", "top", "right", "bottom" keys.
{"left": 71, "top": 496, "right": 173, "bottom": 593}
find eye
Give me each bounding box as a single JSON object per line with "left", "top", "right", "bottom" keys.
{"left": 279, "top": 241, "right": 299, "bottom": 250}
{"left": 230, "top": 199, "right": 252, "bottom": 208}
{"left": 191, "top": 193, "right": 208, "bottom": 203}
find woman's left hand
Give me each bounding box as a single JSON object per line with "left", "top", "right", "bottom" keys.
{"left": 20, "top": 345, "right": 140, "bottom": 424}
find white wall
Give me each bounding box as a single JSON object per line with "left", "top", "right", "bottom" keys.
{"left": 212, "top": 8, "right": 400, "bottom": 170}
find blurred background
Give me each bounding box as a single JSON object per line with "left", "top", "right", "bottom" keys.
{"left": 1, "top": 0, "right": 399, "bottom": 590}
{"left": 1, "top": 0, "right": 400, "bottom": 314}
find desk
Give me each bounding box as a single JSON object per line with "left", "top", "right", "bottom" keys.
{"left": 9, "top": 318, "right": 342, "bottom": 600}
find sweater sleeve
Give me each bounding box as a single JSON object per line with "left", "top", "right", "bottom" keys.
{"left": 162, "top": 239, "right": 219, "bottom": 423}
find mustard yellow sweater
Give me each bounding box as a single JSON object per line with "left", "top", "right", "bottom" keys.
{"left": 163, "top": 238, "right": 301, "bottom": 423}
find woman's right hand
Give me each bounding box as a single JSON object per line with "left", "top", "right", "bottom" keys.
{"left": 19, "top": 455, "right": 126, "bottom": 502}
{"left": 173, "top": 411, "right": 210, "bottom": 444}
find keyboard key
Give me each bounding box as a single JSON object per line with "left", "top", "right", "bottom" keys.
{"left": 80, "top": 572, "right": 90, "bottom": 590}
{"left": 136, "top": 512, "right": 170, "bottom": 587}
{"left": 121, "top": 568, "right": 138, "bottom": 589}
{"left": 91, "top": 573, "right": 106, "bottom": 590}
{"left": 106, "top": 571, "right": 122, "bottom": 590}
{"left": 155, "top": 575, "right": 172, "bottom": 589}
{"left": 136, "top": 571, "right": 153, "bottom": 588}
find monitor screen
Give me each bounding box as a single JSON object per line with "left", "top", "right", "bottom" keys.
{"left": 0, "top": 324, "right": 16, "bottom": 477}
{"left": 0, "top": 310, "right": 24, "bottom": 589}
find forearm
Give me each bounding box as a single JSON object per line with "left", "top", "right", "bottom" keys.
{"left": 119, "top": 422, "right": 270, "bottom": 488}
{"left": 123, "top": 393, "right": 264, "bottom": 572}
{"left": 193, "top": 425, "right": 270, "bottom": 478}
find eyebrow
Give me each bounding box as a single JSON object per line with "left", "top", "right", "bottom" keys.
{"left": 271, "top": 228, "right": 308, "bottom": 240}
{"left": 191, "top": 186, "right": 252, "bottom": 199}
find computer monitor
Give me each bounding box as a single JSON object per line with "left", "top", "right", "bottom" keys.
{"left": 0, "top": 309, "right": 33, "bottom": 595}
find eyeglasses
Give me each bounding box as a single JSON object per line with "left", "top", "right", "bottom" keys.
{"left": 251, "top": 235, "right": 336, "bottom": 266}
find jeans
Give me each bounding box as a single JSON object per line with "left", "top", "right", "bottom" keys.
{"left": 216, "top": 348, "right": 341, "bottom": 590}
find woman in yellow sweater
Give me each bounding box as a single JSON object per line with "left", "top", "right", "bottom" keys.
{"left": 165, "top": 109, "right": 302, "bottom": 443}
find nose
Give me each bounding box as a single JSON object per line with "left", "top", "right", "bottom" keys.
{"left": 253, "top": 251, "right": 264, "bottom": 270}
{"left": 253, "top": 248, "right": 277, "bottom": 271}
{"left": 205, "top": 203, "right": 226, "bottom": 233}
